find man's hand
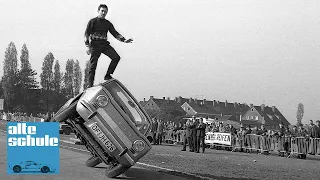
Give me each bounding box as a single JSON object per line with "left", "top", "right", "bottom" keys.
{"left": 86, "top": 45, "right": 92, "bottom": 55}
{"left": 124, "top": 38, "right": 133, "bottom": 43}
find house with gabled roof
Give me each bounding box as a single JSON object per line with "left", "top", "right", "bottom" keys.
{"left": 181, "top": 99, "right": 249, "bottom": 120}
{"left": 142, "top": 96, "right": 188, "bottom": 110}
{"left": 240, "top": 104, "right": 290, "bottom": 129}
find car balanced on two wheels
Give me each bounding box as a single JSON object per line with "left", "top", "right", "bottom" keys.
{"left": 50, "top": 78, "right": 152, "bottom": 178}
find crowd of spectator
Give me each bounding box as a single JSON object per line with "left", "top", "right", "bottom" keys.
{"left": 0, "top": 111, "right": 53, "bottom": 121}
{"left": 150, "top": 116, "right": 320, "bottom": 157}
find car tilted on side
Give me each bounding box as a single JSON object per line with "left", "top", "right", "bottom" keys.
{"left": 9, "top": 160, "right": 56, "bottom": 173}
{"left": 51, "top": 78, "right": 152, "bottom": 178}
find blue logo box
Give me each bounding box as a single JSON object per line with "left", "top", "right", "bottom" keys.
{"left": 6, "top": 122, "right": 60, "bottom": 174}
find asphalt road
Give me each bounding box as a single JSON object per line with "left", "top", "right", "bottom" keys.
{"left": 1, "top": 120, "right": 320, "bottom": 180}
{"left": 0, "top": 129, "right": 188, "bottom": 180}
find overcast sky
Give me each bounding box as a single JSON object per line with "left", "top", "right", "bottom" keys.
{"left": 0, "top": 0, "right": 319, "bottom": 124}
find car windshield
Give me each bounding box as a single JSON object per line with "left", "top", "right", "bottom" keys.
{"left": 104, "top": 81, "right": 150, "bottom": 135}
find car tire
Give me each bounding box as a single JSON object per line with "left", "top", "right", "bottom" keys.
{"left": 12, "top": 165, "right": 21, "bottom": 173}
{"left": 86, "top": 156, "right": 101, "bottom": 167}
{"left": 105, "top": 164, "right": 130, "bottom": 178}
{"left": 51, "top": 101, "right": 78, "bottom": 123}
{"left": 41, "top": 166, "right": 50, "bottom": 173}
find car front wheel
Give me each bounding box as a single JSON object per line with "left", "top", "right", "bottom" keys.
{"left": 41, "top": 166, "right": 50, "bottom": 173}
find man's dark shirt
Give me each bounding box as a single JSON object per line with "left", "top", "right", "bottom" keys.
{"left": 85, "top": 17, "right": 123, "bottom": 46}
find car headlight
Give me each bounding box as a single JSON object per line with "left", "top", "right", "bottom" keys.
{"left": 96, "top": 95, "right": 109, "bottom": 107}
{"left": 132, "top": 140, "right": 145, "bottom": 152}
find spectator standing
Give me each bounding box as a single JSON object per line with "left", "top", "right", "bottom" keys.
{"left": 257, "top": 125, "right": 267, "bottom": 136}
{"left": 196, "top": 118, "right": 207, "bottom": 153}
{"left": 316, "top": 120, "right": 320, "bottom": 138}
{"left": 151, "top": 118, "right": 158, "bottom": 145}
{"left": 182, "top": 119, "right": 193, "bottom": 151}
{"left": 308, "top": 120, "right": 317, "bottom": 138}
{"left": 218, "top": 122, "right": 226, "bottom": 133}
{"left": 189, "top": 117, "right": 197, "bottom": 152}
{"left": 156, "top": 119, "right": 164, "bottom": 145}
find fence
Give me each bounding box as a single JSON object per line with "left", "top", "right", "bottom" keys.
{"left": 0, "top": 114, "right": 44, "bottom": 122}
{"left": 162, "top": 130, "right": 320, "bottom": 158}
{"left": 204, "top": 132, "right": 320, "bottom": 158}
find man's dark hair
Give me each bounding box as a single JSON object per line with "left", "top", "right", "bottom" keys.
{"left": 98, "top": 4, "right": 108, "bottom": 11}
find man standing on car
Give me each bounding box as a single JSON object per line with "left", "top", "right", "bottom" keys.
{"left": 84, "top": 4, "right": 133, "bottom": 88}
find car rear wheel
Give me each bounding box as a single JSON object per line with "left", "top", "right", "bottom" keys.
{"left": 105, "top": 164, "right": 131, "bottom": 178}
{"left": 41, "top": 166, "right": 50, "bottom": 173}
{"left": 13, "top": 165, "right": 21, "bottom": 173}
{"left": 86, "top": 156, "right": 101, "bottom": 167}
{"left": 51, "top": 101, "right": 78, "bottom": 123}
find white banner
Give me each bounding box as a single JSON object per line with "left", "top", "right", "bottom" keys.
{"left": 0, "top": 99, "right": 3, "bottom": 110}
{"left": 205, "top": 132, "right": 232, "bottom": 146}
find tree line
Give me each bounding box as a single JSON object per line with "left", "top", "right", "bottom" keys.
{"left": 0, "top": 42, "right": 91, "bottom": 115}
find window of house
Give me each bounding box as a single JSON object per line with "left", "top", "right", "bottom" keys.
{"left": 251, "top": 116, "right": 253, "bottom": 120}
{"left": 247, "top": 116, "right": 249, "bottom": 120}
{"left": 251, "top": 108, "right": 254, "bottom": 112}
{"left": 255, "top": 116, "right": 258, "bottom": 120}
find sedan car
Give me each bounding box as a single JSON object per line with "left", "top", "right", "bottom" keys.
{"left": 51, "top": 78, "right": 152, "bottom": 178}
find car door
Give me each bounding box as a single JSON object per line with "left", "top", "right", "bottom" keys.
{"left": 28, "top": 162, "right": 38, "bottom": 170}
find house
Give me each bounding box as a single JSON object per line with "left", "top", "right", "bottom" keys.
{"left": 240, "top": 104, "right": 290, "bottom": 130}
{"left": 142, "top": 96, "right": 188, "bottom": 111}
{"left": 181, "top": 99, "right": 250, "bottom": 128}
{"left": 141, "top": 96, "right": 190, "bottom": 119}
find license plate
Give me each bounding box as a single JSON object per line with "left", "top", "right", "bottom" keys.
{"left": 90, "top": 123, "right": 116, "bottom": 152}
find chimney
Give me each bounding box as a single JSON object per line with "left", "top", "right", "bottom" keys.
{"left": 189, "top": 98, "right": 193, "bottom": 104}
{"left": 203, "top": 99, "right": 206, "bottom": 105}
{"left": 250, "top": 103, "right": 253, "bottom": 108}
{"left": 178, "top": 96, "right": 182, "bottom": 104}
{"left": 234, "top": 102, "right": 237, "bottom": 108}
{"left": 195, "top": 98, "right": 198, "bottom": 104}
{"left": 163, "top": 97, "right": 165, "bottom": 100}
{"left": 272, "top": 106, "right": 276, "bottom": 112}
{"left": 150, "top": 96, "right": 154, "bottom": 99}
{"left": 213, "top": 100, "right": 217, "bottom": 106}
{"left": 167, "top": 97, "right": 170, "bottom": 103}
{"left": 175, "top": 97, "right": 178, "bottom": 102}
{"left": 261, "top": 104, "right": 265, "bottom": 111}
{"left": 143, "top": 98, "right": 146, "bottom": 102}
{"left": 225, "top": 100, "right": 228, "bottom": 107}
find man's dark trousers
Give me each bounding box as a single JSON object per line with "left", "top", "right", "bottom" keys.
{"left": 88, "top": 42, "right": 121, "bottom": 87}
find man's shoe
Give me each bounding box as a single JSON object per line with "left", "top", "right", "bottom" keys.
{"left": 104, "top": 74, "right": 113, "bottom": 80}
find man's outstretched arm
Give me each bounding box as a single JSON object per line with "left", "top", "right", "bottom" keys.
{"left": 109, "top": 23, "right": 133, "bottom": 43}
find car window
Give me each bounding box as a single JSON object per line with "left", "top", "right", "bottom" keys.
{"left": 104, "top": 81, "right": 150, "bottom": 135}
